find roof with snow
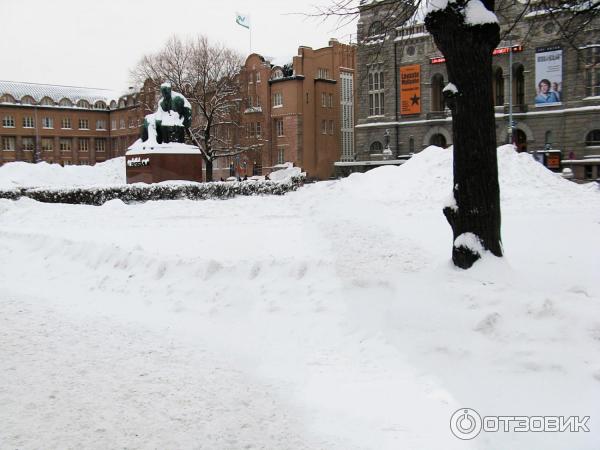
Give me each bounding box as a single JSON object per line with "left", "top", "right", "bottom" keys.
{"left": 0, "top": 80, "right": 124, "bottom": 105}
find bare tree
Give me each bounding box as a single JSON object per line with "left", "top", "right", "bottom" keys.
{"left": 132, "top": 35, "right": 260, "bottom": 181}
{"left": 316, "top": 0, "right": 598, "bottom": 269}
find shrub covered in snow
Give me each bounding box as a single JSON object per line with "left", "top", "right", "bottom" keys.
{"left": 0, "top": 176, "right": 305, "bottom": 206}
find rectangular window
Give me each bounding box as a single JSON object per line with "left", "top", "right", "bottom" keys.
{"left": 317, "top": 68, "right": 330, "bottom": 79}
{"left": 43, "top": 117, "right": 53, "bottom": 129}
{"left": 41, "top": 138, "right": 53, "bottom": 151}
{"left": 247, "top": 122, "right": 255, "bottom": 138}
{"left": 256, "top": 72, "right": 261, "bottom": 83}
{"left": 328, "top": 93, "right": 333, "bottom": 107}
{"left": 111, "top": 119, "right": 117, "bottom": 130}
{"left": 277, "top": 146, "right": 285, "bottom": 164}
{"left": 584, "top": 45, "right": 600, "bottom": 97}
{"left": 78, "top": 119, "right": 89, "bottom": 130}
{"left": 321, "top": 120, "right": 327, "bottom": 135}
{"left": 129, "top": 118, "right": 136, "bottom": 128}
{"left": 2, "top": 136, "right": 16, "bottom": 151}
{"left": 328, "top": 120, "right": 334, "bottom": 135}
{"left": 272, "top": 92, "right": 283, "bottom": 107}
{"left": 2, "top": 115, "right": 15, "bottom": 127}
{"left": 368, "top": 64, "right": 385, "bottom": 116}
{"left": 256, "top": 122, "right": 261, "bottom": 138}
{"left": 120, "top": 119, "right": 125, "bottom": 129}
{"left": 321, "top": 92, "right": 327, "bottom": 107}
{"left": 96, "top": 139, "right": 106, "bottom": 152}
{"left": 96, "top": 120, "right": 106, "bottom": 130}
{"left": 79, "top": 138, "right": 89, "bottom": 152}
{"left": 23, "top": 116, "right": 34, "bottom": 128}
{"left": 22, "top": 137, "right": 35, "bottom": 151}
{"left": 60, "top": 138, "right": 72, "bottom": 152}
{"left": 61, "top": 117, "right": 71, "bottom": 129}
{"left": 276, "top": 119, "right": 284, "bottom": 137}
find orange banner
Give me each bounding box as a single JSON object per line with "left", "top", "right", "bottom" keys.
{"left": 400, "top": 65, "right": 421, "bottom": 115}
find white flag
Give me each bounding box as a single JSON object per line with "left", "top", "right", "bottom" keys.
{"left": 235, "top": 12, "right": 250, "bottom": 29}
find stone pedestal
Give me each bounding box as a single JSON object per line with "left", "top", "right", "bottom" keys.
{"left": 126, "top": 142, "right": 203, "bottom": 184}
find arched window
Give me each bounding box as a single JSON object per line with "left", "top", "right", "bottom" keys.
{"left": 368, "top": 21, "right": 384, "bottom": 37}
{"left": 493, "top": 67, "right": 504, "bottom": 106}
{"left": 430, "top": 133, "right": 447, "bottom": 148}
{"left": 370, "top": 141, "right": 383, "bottom": 153}
{"left": 21, "top": 96, "right": 35, "bottom": 105}
{"left": 431, "top": 74, "right": 445, "bottom": 112}
{"left": 77, "top": 99, "right": 90, "bottom": 108}
{"left": 0, "top": 94, "right": 15, "bottom": 103}
{"left": 40, "top": 97, "right": 54, "bottom": 106}
{"left": 513, "top": 64, "right": 525, "bottom": 106}
{"left": 127, "top": 97, "right": 134, "bottom": 107}
{"left": 59, "top": 98, "right": 73, "bottom": 107}
{"left": 118, "top": 99, "right": 126, "bottom": 108}
{"left": 94, "top": 101, "right": 107, "bottom": 110}
{"left": 272, "top": 68, "right": 283, "bottom": 80}
{"left": 109, "top": 100, "right": 117, "bottom": 109}
{"left": 545, "top": 130, "right": 553, "bottom": 146}
{"left": 585, "top": 129, "right": 600, "bottom": 146}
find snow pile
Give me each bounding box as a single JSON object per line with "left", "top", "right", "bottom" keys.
{"left": 0, "top": 157, "right": 125, "bottom": 188}
{"left": 269, "top": 162, "right": 305, "bottom": 183}
{"left": 0, "top": 143, "right": 599, "bottom": 449}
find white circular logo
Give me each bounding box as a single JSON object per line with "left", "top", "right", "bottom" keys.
{"left": 450, "top": 408, "right": 482, "bottom": 440}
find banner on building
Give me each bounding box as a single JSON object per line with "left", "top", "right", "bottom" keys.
{"left": 535, "top": 46, "right": 562, "bottom": 106}
{"left": 400, "top": 64, "right": 421, "bottom": 115}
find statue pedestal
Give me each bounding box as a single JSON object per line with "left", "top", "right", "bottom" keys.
{"left": 125, "top": 141, "right": 203, "bottom": 184}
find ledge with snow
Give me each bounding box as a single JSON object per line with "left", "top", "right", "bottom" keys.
{"left": 125, "top": 140, "right": 203, "bottom": 184}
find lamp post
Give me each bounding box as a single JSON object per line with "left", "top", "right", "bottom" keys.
{"left": 507, "top": 35, "right": 515, "bottom": 146}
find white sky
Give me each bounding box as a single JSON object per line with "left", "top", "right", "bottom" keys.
{"left": 0, "top": 0, "right": 357, "bottom": 94}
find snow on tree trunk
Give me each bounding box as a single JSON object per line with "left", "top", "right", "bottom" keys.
{"left": 425, "top": 1, "right": 503, "bottom": 269}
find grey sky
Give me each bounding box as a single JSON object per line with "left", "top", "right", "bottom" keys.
{"left": 0, "top": 0, "right": 357, "bottom": 94}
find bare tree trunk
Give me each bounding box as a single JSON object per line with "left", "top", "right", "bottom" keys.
{"left": 426, "top": 6, "right": 503, "bottom": 269}
{"left": 205, "top": 158, "right": 213, "bottom": 182}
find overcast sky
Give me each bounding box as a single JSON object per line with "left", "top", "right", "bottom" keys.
{"left": 0, "top": 0, "right": 357, "bottom": 94}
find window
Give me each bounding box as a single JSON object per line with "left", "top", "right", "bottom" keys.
{"left": 328, "top": 120, "right": 334, "bottom": 135}
{"left": 0, "top": 94, "right": 15, "bottom": 103}
{"left": 129, "top": 118, "right": 136, "bottom": 128}
{"left": 513, "top": 64, "right": 525, "bottom": 106}
{"left": 368, "top": 64, "right": 385, "bottom": 116}
{"left": 328, "top": 93, "right": 333, "bottom": 107}
{"left": 77, "top": 100, "right": 90, "bottom": 109}
{"left": 584, "top": 44, "right": 600, "bottom": 96}
{"left": 272, "top": 92, "right": 283, "bottom": 107}
{"left": 79, "top": 138, "right": 89, "bottom": 152}
{"left": 21, "top": 96, "right": 34, "bottom": 105}
{"left": 22, "top": 137, "right": 35, "bottom": 151}
{"left": 23, "top": 116, "right": 34, "bottom": 128}
{"left": 247, "top": 122, "right": 255, "bottom": 138}
{"left": 120, "top": 119, "right": 125, "bottom": 129}
{"left": 79, "top": 119, "right": 89, "bottom": 129}
{"left": 96, "top": 139, "right": 106, "bottom": 153}
{"left": 586, "top": 129, "right": 600, "bottom": 146}
{"left": 431, "top": 74, "right": 445, "bottom": 112}
{"left": 2, "top": 115, "right": 15, "bottom": 127}
{"left": 59, "top": 98, "right": 73, "bottom": 107}
{"left": 43, "top": 117, "right": 53, "bottom": 129}
{"left": 321, "top": 120, "right": 327, "bottom": 135}
{"left": 277, "top": 146, "right": 285, "bottom": 164}
{"left": 276, "top": 119, "right": 284, "bottom": 137}
{"left": 40, "top": 97, "right": 54, "bottom": 106}
{"left": 256, "top": 122, "right": 261, "bottom": 138}
{"left": 95, "top": 120, "right": 106, "bottom": 130}
{"left": 60, "top": 138, "right": 72, "bottom": 152}
{"left": 41, "top": 138, "right": 53, "bottom": 151}
{"left": 256, "top": 72, "right": 261, "bottom": 83}
{"left": 111, "top": 119, "right": 117, "bottom": 130}
{"left": 272, "top": 68, "right": 283, "bottom": 79}
{"left": 2, "top": 137, "right": 15, "bottom": 151}
{"left": 61, "top": 117, "right": 71, "bottom": 129}
{"left": 321, "top": 92, "right": 327, "bottom": 107}
{"left": 494, "top": 68, "right": 504, "bottom": 106}
{"left": 317, "top": 68, "right": 330, "bottom": 79}
{"left": 94, "top": 101, "right": 107, "bottom": 110}
{"left": 370, "top": 141, "right": 383, "bottom": 153}
{"left": 118, "top": 99, "right": 126, "bottom": 109}
{"left": 585, "top": 165, "right": 593, "bottom": 179}
{"left": 340, "top": 71, "right": 355, "bottom": 162}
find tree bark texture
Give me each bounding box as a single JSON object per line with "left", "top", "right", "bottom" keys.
{"left": 205, "top": 159, "right": 213, "bottom": 182}
{"left": 425, "top": 4, "right": 503, "bottom": 269}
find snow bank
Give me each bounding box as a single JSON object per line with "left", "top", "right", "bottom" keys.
{"left": 0, "top": 157, "right": 125, "bottom": 188}
{"left": 269, "top": 162, "right": 304, "bottom": 183}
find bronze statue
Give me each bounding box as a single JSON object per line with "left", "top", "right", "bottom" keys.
{"left": 141, "top": 82, "right": 192, "bottom": 144}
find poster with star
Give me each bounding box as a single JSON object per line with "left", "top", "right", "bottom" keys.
{"left": 400, "top": 64, "right": 421, "bottom": 115}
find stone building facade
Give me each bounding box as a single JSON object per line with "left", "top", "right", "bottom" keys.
{"left": 348, "top": 1, "right": 600, "bottom": 181}
{"left": 0, "top": 80, "right": 147, "bottom": 166}
{"left": 226, "top": 39, "right": 357, "bottom": 181}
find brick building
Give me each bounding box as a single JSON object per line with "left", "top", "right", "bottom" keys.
{"left": 346, "top": 1, "right": 600, "bottom": 181}
{"left": 223, "top": 39, "right": 357, "bottom": 181}
{"left": 0, "top": 80, "right": 146, "bottom": 166}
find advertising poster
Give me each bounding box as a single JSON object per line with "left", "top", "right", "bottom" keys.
{"left": 535, "top": 46, "right": 562, "bottom": 106}
{"left": 400, "top": 64, "right": 421, "bottom": 115}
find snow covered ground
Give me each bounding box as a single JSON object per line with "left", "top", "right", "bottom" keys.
{"left": 1, "top": 146, "right": 599, "bottom": 449}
